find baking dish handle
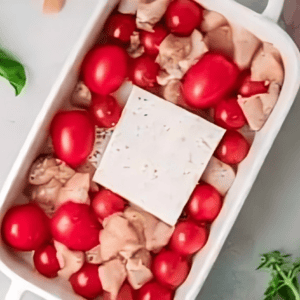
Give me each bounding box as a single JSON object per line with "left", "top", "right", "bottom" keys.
{"left": 5, "top": 279, "right": 26, "bottom": 300}
{"left": 262, "top": 0, "right": 285, "bottom": 23}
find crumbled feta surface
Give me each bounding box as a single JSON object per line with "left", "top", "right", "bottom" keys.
{"left": 93, "top": 86, "right": 225, "bottom": 225}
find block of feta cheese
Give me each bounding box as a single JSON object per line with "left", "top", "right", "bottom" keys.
{"left": 93, "top": 86, "right": 225, "bottom": 225}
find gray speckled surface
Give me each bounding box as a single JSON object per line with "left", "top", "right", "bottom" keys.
{"left": 0, "top": 0, "right": 299, "bottom": 299}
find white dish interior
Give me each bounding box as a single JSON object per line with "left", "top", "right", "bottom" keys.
{"left": 0, "top": 0, "right": 299, "bottom": 299}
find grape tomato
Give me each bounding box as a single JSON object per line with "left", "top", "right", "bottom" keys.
{"left": 106, "top": 13, "right": 136, "bottom": 43}
{"left": 214, "top": 97, "right": 247, "bottom": 130}
{"left": 70, "top": 263, "right": 103, "bottom": 299}
{"left": 165, "top": 0, "right": 204, "bottom": 37}
{"left": 50, "top": 202, "right": 101, "bottom": 251}
{"left": 182, "top": 53, "right": 240, "bottom": 109}
{"left": 170, "top": 220, "right": 208, "bottom": 255}
{"left": 81, "top": 44, "right": 128, "bottom": 95}
{"left": 33, "top": 244, "right": 61, "bottom": 278}
{"left": 186, "top": 183, "right": 222, "bottom": 223}
{"left": 239, "top": 74, "right": 269, "bottom": 97}
{"left": 50, "top": 110, "right": 95, "bottom": 168}
{"left": 140, "top": 25, "right": 168, "bottom": 57}
{"left": 137, "top": 281, "right": 173, "bottom": 300}
{"left": 152, "top": 250, "right": 190, "bottom": 289}
{"left": 103, "top": 282, "right": 134, "bottom": 300}
{"left": 91, "top": 189, "right": 126, "bottom": 221}
{"left": 215, "top": 130, "right": 250, "bottom": 165}
{"left": 89, "top": 94, "right": 122, "bottom": 128}
{"left": 130, "top": 55, "right": 160, "bottom": 88}
{"left": 1, "top": 203, "right": 50, "bottom": 251}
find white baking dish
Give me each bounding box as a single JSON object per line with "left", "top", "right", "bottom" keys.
{"left": 0, "top": 0, "right": 299, "bottom": 299}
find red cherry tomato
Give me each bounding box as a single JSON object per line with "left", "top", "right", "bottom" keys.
{"left": 81, "top": 45, "right": 128, "bottom": 95}
{"left": 238, "top": 75, "right": 269, "bottom": 97}
{"left": 50, "top": 110, "right": 95, "bottom": 168}
{"left": 106, "top": 13, "right": 136, "bottom": 43}
{"left": 186, "top": 183, "right": 222, "bottom": 223}
{"left": 91, "top": 189, "right": 125, "bottom": 221}
{"left": 1, "top": 203, "right": 50, "bottom": 251}
{"left": 89, "top": 94, "right": 122, "bottom": 128}
{"left": 33, "top": 244, "right": 60, "bottom": 278}
{"left": 130, "top": 55, "right": 159, "bottom": 88}
{"left": 169, "top": 220, "right": 208, "bottom": 256}
{"left": 152, "top": 250, "right": 189, "bottom": 289}
{"left": 70, "top": 263, "right": 102, "bottom": 300}
{"left": 103, "top": 282, "right": 134, "bottom": 300}
{"left": 140, "top": 25, "right": 168, "bottom": 57}
{"left": 165, "top": 0, "right": 203, "bottom": 36}
{"left": 137, "top": 281, "right": 173, "bottom": 300}
{"left": 214, "top": 97, "right": 247, "bottom": 130}
{"left": 182, "top": 53, "right": 240, "bottom": 109}
{"left": 50, "top": 202, "right": 101, "bottom": 251}
{"left": 215, "top": 130, "right": 250, "bottom": 165}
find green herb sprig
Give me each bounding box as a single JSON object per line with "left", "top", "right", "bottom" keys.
{"left": 257, "top": 251, "right": 300, "bottom": 300}
{"left": 0, "top": 48, "right": 26, "bottom": 96}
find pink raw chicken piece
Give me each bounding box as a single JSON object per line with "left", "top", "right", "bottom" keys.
{"left": 136, "top": 0, "right": 171, "bottom": 32}
{"left": 124, "top": 206, "right": 174, "bottom": 252}
{"left": 127, "top": 31, "right": 145, "bottom": 58}
{"left": 86, "top": 244, "right": 103, "bottom": 265}
{"left": 201, "top": 156, "right": 236, "bottom": 196}
{"left": 238, "top": 125, "right": 256, "bottom": 145}
{"left": 54, "top": 241, "right": 84, "bottom": 280}
{"left": 118, "top": 0, "right": 141, "bottom": 14}
{"left": 100, "top": 214, "right": 144, "bottom": 262}
{"left": 99, "top": 258, "right": 127, "bottom": 300}
{"left": 29, "top": 157, "right": 75, "bottom": 185}
{"left": 56, "top": 173, "right": 90, "bottom": 209}
{"left": 126, "top": 248, "right": 153, "bottom": 289}
{"left": 71, "top": 81, "right": 92, "bottom": 109}
{"left": 251, "top": 42, "right": 284, "bottom": 86}
{"left": 76, "top": 161, "right": 100, "bottom": 192}
{"left": 163, "top": 79, "right": 183, "bottom": 105}
{"left": 200, "top": 10, "right": 228, "bottom": 32}
{"left": 229, "top": 22, "right": 261, "bottom": 70}
{"left": 156, "top": 30, "right": 208, "bottom": 85}
{"left": 31, "top": 178, "right": 62, "bottom": 217}
{"left": 238, "top": 82, "right": 281, "bottom": 131}
{"left": 203, "top": 25, "right": 234, "bottom": 59}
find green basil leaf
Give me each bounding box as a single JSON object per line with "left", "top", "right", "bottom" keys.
{"left": 0, "top": 49, "right": 26, "bottom": 96}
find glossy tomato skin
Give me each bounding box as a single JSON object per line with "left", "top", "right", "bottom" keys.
{"left": 50, "top": 110, "right": 95, "bottom": 168}
{"left": 1, "top": 203, "right": 50, "bottom": 251}
{"left": 140, "top": 25, "right": 168, "bottom": 57}
{"left": 182, "top": 53, "right": 240, "bottom": 109}
{"left": 169, "top": 220, "right": 208, "bottom": 256}
{"left": 50, "top": 202, "right": 101, "bottom": 251}
{"left": 137, "top": 281, "right": 173, "bottom": 300}
{"left": 186, "top": 183, "right": 222, "bottom": 223}
{"left": 214, "top": 97, "right": 247, "bottom": 130}
{"left": 238, "top": 75, "right": 269, "bottom": 97}
{"left": 165, "top": 0, "right": 203, "bottom": 36}
{"left": 106, "top": 13, "right": 136, "bottom": 43}
{"left": 215, "top": 130, "right": 250, "bottom": 165}
{"left": 89, "top": 94, "right": 122, "bottom": 128}
{"left": 103, "top": 282, "right": 134, "bottom": 300}
{"left": 152, "top": 250, "right": 189, "bottom": 289}
{"left": 70, "top": 263, "right": 102, "bottom": 299}
{"left": 130, "top": 55, "right": 160, "bottom": 88}
{"left": 81, "top": 45, "right": 128, "bottom": 95}
{"left": 91, "top": 189, "right": 125, "bottom": 221}
{"left": 33, "top": 244, "right": 60, "bottom": 278}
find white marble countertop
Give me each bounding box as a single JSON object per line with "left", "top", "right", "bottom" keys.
{"left": 0, "top": 0, "right": 299, "bottom": 299}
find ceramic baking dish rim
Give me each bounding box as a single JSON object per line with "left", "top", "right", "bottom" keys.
{"left": 0, "top": 0, "right": 299, "bottom": 299}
